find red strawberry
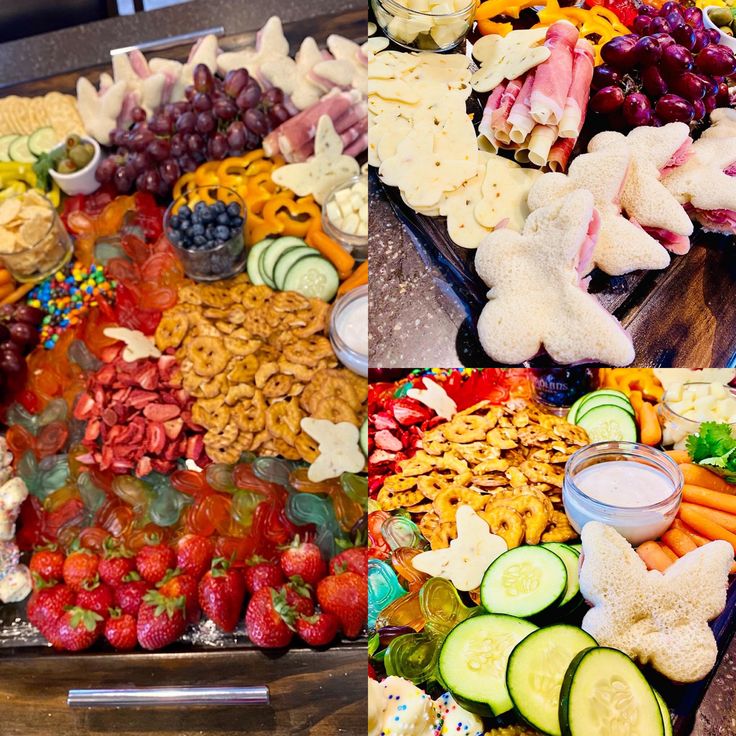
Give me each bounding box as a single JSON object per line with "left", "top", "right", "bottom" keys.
{"left": 114, "top": 573, "right": 149, "bottom": 616}
{"left": 27, "top": 582, "right": 76, "bottom": 638}
{"left": 244, "top": 557, "right": 284, "bottom": 595}
{"left": 316, "top": 572, "right": 367, "bottom": 639}
{"left": 198, "top": 558, "right": 246, "bottom": 632}
{"left": 136, "top": 543, "right": 175, "bottom": 584}
{"left": 295, "top": 611, "right": 339, "bottom": 647}
{"left": 137, "top": 591, "right": 187, "bottom": 650}
{"left": 29, "top": 545, "right": 65, "bottom": 583}
{"left": 76, "top": 577, "right": 115, "bottom": 619}
{"left": 245, "top": 587, "right": 295, "bottom": 649}
{"left": 157, "top": 569, "right": 200, "bottom": 623}
{"left": 283, "top": 577, "right": 314, "bottom": 617}
{"left": 104, "top": 609, "right": 137, "bottom": 651}
{"left": 57, "top": 607, "right": 103, "bottom": 651}
{"left": 329, "top": 547, "right": 370, "bottom": 577}
{"left": 98, "top": 541, "right": 136, "bottom": 588}
{"left": 63, "top": 549, "right": 99, "bottom": 592}
{"left": 280, "top": 541, "right": 326, "bottom": 587}
{"left": 176, "top": 534, "right": 214, "bottom": 580}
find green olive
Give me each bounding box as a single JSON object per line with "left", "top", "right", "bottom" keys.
{"left": 68, "top": 145, "right": 92, "bottom": 168}
{"left": 56, "top": 158, "right": 77, "bottom": 174}
{"left": 721, "top": 24, "right": 734, "bottom": 34}
{"left": 65, "top": 134, "right": 81, "bottom": 150}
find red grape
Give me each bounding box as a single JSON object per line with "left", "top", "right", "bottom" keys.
{"left": 195, "top": 112, "right": 216, "bottom": 135}
{"left": 601, "top": 35, "right": 640, "bottom": 68}
{"left": 672, "top": 25, "right": 695, "bottom": 50}
{"left": 178, "top": 154, "right": 197, "bottom": 173}
{"left": 9, "top": 322, "right": 37, "bottom": 348}
{"left": 655, "top": 93, "right": 695, "bottom": 122}
{"left": 682, "top": 6, "right": 704, "bottom": 28}
{"left": 707, "top": 28, "right": 722, "bottom": 44}
{"left": 226, "top": 121, "right": 247, "bottom": 150}
{"left": 114, "top": 167, "right": 133, "bottom": 193}
{"left": 193, "top": 63, "right": 214, "bottom": 94}
{"left": 0, "top": 351, "right": 24, "bottom": 376}
{"left": 634, "top": 36, "right": 662, "bottom": 65}
{"left": 223, "top": 69, "right": 249, "bottom": 99}
{"left": 0, "top": 325, "right": 9, "bottom": 344}
{"left": 131, "top": 107, "right": 146, "bottom": 123}
{"left": 148, "top": 138, "right": 171, "bottom": 162}
{"left": 703, "top": 93, "right": 717, "bottom": 112}
{"left": 170, "top": 133, "right": 186, "bottom": 158}
{"left": 175, "top": 111, "right": 196, "bottom": 134}
{"left": 193, "top": 93, "right": 213, "bottom": 113}
{"left": 661, "top": 44, "right": 694, "bottom": 73}
{"left": 623, "top": 92, "right": 653, "bottom": 125}
{"left": 129, "top": 151, "right": 151, "bottom": 174}
{"left": 641, "top": 65, "right": 668, "bottom": 96}
{"left": 660, "top": 2, "right": 683, "bottom": 18}
{"left": 213, "top": 98, "right": 237, "bottom": 121}
{"left": 236, "top": 81, "right": 261, "bottom": 110}
{"left": 149, "top": 114, "right": 173, "bottom": 135}
{"left": 184, "top": 85, "right": 195, "bottom": 101}
{"left": 263, "top": 88, "right": 284, "bottom": 105}
{"left": 691, "top": 30, "right": 709, "bottom": 53}
{"left": 244, "top": 108, "right": 268, "bottom": 136}
{"left": 269, "top": 104, "right": 290, "bottom": 126}
{"left": 590, "top": 85, "right": 625, "bottom": 113}
{"left": 592, "top": 64, "right": 622, "bottom": 90}
{"left": 13, "top": 305, "right": 43, "bottom": 325}
{"left": 208, "top": 133, "right": 229, "bottom": 160}
{"left": 716, "top": 81, "right": 730, "bottom": 105}
{"left": 130, "top": 129, "right": 154, "bottom": 153}
{"left": 696, "top": 45, "right": 736, "bottom": 76}
{"left": 159, "top": 159, "right": 181, "bottom": 185}
{"left": 186, "top": 133, "right": 204, "bottom": 153}
{"left": 692, "top": 98, "right": 706, "bottom": 120}
{"left": 650, "top": 17, "right": 672, "bottom": 34}
{"left": 651, "top": 32, "right": 676, "bottom": 49}
{"left": 95, "top": 157, "right": 117, "bottom": 183}
{"left": 633, "top": 15, "right": 653, "bottom": 35}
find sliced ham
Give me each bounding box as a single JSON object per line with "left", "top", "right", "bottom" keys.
{"left": 508, "top": 71, "right": 537, "bottom": 145}
{"left": 548, "top": 136, "right": 575, "bottom": 172}
{"left": 491, "top": 77, "right": 524, "bottom": 145}
{"left": 633, "top": 221, "right": 691, "bottom": 255}
{"left": 479, "top": 83, "right": 505, "bottom": 152}
{"left": 661, "top": 139, "right": 694, "bottom": 176}
{"left": 685, "top": 205, "right": 736, "bottom": 235}
{"left": 530, "top": 21, "right": 578, "bottom": 127}
{"left": 558, "top": 39, "right": 594, "bottom": 139}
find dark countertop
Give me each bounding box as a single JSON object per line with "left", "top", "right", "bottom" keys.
{"left": 0, "top": 0, "right": 364, "bottom": 89}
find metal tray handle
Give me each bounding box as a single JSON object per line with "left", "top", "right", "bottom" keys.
{"left": 68, "top": 685, "right": 270, "bottom": 707}
{"left": 111, "top": 27, "right": 225, "bottom": 56}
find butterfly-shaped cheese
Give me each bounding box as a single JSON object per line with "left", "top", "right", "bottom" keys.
{"left": 300, "top": 418, "right": 365, "bottom": 482}
{"left": 407, "top": 377, "right": 457, "bottom": 420}
{"left": 103, "top": 327, "right": 162, "bottom": 362}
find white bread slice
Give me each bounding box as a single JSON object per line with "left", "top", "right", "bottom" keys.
{"left": 474, "top": 189, "right": 635, "bottom": 365}
{"left": 580, "top": 521, "right": 732, "bottom": 683}
{"left": 588, "top": 123, "right": 694, "bottom": 238}
{"left": 528, "top": 147, "right": 670, "bottom": 275}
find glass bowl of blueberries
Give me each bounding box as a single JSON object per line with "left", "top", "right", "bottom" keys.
{"left": 165, "top": 186, "right": 247, "bottom": 281}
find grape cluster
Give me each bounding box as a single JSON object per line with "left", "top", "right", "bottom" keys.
{"left": 590, "top": 2, "right": 735, "bottom": 129}
{"left": 0, "top": 303, "right": 43, "bottom": 392}
{"left": 95, "top": 64, "right": 291, "bottom": 197}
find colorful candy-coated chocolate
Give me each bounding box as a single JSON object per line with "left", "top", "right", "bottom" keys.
{"left": 391, "top": 547, "right": 430, "bottom": 592}
{"left": 382, "top": 515, "right": 426, "bottom": 551}
{"left": 368, "top": 558, "right": 407, "bottom": 629}
{"left": 419, "top": 577, "right": 477, "bottom": 639}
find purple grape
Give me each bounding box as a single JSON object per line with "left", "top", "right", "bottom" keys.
{"left": 193, "top": 93, "right": 213, "bottom": 113}
{"left": 634, "top": 36, "right": 662, "bottom": 65}
{"left": 263, "top": 87, "right": 284, "bottom": 105}
{"left": 184, "top": 85, "right": 195, "bottom": 101}
{"left": 633, "top": 15, "right": 653, "bottom": 35}
{"left": 655, "top": 93, "right": 695, "bottom": 122}
{"left": 95, "top": 157, "right": 117, "bottom": 183}
{"left": 170, "top": 133, "right": 186, "bottom": 158}
{"left": 0, "top": 325, "right": 9, "bottom": 345}
{"left": 661, "top": 43, "right": 694, "bottom": 72}
{"left": 149, "top": 114, "right": 172, "bottom": 135}
{"left": 236, "top": 81, "right": 261, "bottom": 110}
{"left": 131, "top": 106, "right": 146, "bottom": 123}
{"left": 244, "top": 129, "right": 260, "bottom": 150}
{"left": 268, "top": 104, "right": 290, "bottom": 127}
{"left": 186, "top": 133, "right": 205, "bottom": 153}
{"left": 691, "top": 30, "right": 710, "bottom": 53}
{"left": 193, "top": 63, "right": 214, "bottom": 94}
{"left": 130, "top": 129, "right": 154, "bottom": 153}
{"left": 672, "top": 24, "right": 696, "bottom": 50}
{"left": 650, "top": 17, "right": 672, "bottom": 34}
{"left": 0, "top": 351, "right": 23, "bottom": 376}
{"left": 244, "top": 108, "right": 268, "bottom": 136}
{"left": 639, "top": 4, "right": 656, "bottom": 16}
{"left": 213, "top": 98, "right": 238, "bottom": 121}
{"left": 142, "top": 169, "right": 161, "bottom": 193}
{"left": 223, "top": 69, "right": 249, "bottom": 99}
{"left": 592, "top": 64, "right": 621, "bottom": 90}
{"left": 651, "top": 32, "right": 676, "bottom": 49}
{"left": 683, "top": 6, "right": 704, "bottom": 28}
{"left": 175, "top": 111, "right": 196, "bottom": 134}
{"left": 148, "top": 138, "right": 171, "bottom": 162}
{"left": 0, "top": 305, "right": 15, "bottom": 322}
{"left": 178, "top": 154, "right": 197, "bottom": 173}
{"left": 716, "top": 81, "right": 730, "bottom": 105}
{"left": 601, "top": 35, "right": 640, "bottom": 68}
{"left": 697, "top": 73, "right": 719, "bottom": 97}
{"left": 664, "top": 12, "right": 684, "bottom": 31}
{"left": 703, "top": 93, "right": 717, "bottom": 112}
{"left": 672, "top": 71, "right": 707, "bottom": 100}
{"left": 13, "top": 305, "right": 44, "bottom": 325}
{"left": 113, "top": 167, "right": 133, "bottom": 193}
{"left": 696, "top": 45, "right": 736, "bottom": 76}
{"left": 173, "top": 101, "right": 189, "bottom": 115}
{"left": 208, "top": 133, "right": 229, "bottom": 160}
{"left": 159, "top": 158, "right": 181, "bottom": 185}
{"left": 128, "top": 151, "right": 151, "bottom": 174}
{"left": 660, "top": 1, "right": 683, "bottom": 18}
{"left": 707, "top": 28, "right": 722, "bottom": 44}
{"left": 226, "top": 120, "right": 247, "bottom": 150}
{"left": 692, "top": 98, "right": 706, "bottom": 119}
{"left": 623, "top": 92, "right": 653, "bottom": 126}
{"left": 590, "top": 85, "right": 625, "bottom": 113}
{"left": 641, "top": 65, "right": 669, "bottom": 96}
{"left": 9, "top": 322, "right": 36, "bottom": 348}
{"left": 195, "top": 112, "right": 216, "bottom": 135}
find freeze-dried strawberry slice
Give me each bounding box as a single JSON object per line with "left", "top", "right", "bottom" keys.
{"left": 143, "top": 404, "right": 180, "bottom": 422}
{"left": 163, "top": 418, "right": 183, "bottom": 440}
{"left": 74, "top": 393, "right": 97, "bottom": 420}
{"left": 374, "top": 430, "right": 402, "bottom": 452}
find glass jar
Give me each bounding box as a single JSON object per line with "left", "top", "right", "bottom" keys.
{"left": 371, "top": 0, "right": 476, "bottom": 52}
{"left": 563, "top": 441, "right": 683, "bottom": 546}
{"left": 659, "top": 382, "right": 736, "bottom": 450}
{"left": 322, "top": 175, "right": 368, "bottom": 262}
{"left": 531, "top": 368, "right": 596, "bottom": 416}
{"left": 164, "top": 186, "right": 246, "bottom": 282}
{"left": 329, "top": 284, "right": 368, "bottom": 377}
{"left": 0, "top": 194, "right": 73, "bottom": 283}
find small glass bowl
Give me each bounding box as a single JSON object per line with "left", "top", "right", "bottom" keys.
{"left": 322, "top": 176, "right": 368, "bottom": 262}
{"left": 329, "top": 284, "right": 368, "bottom": 377}
{"left": 659, "top": 382, "right": 736, "bottom": 450}
{"left": 563, "top": 441, "right": 683, "bottom": 546}
{"left": 0, "top": 194, "right": 73, "bottom": 283}
{"left": 164, "top": 186, "right": 246, "bottom": 282}
{"left": 371, "top": 0, "right": 476, "bottom": 51}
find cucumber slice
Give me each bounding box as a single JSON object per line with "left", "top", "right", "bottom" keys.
{"left": 507, "top": 625, "right": 597, "bottom": 736}
{"left": 566, "top": 395, "right": 587, "bottom": 425}
{"left": 0, "top": 135, "right": 18, "bottom": 163}
{"left": 273, "top": 245, "right": 316, "bottom": 290}
{"left": 246, "top": 238, "right": 274, "bottom": 286}
{"left": 653, "top": 689, "right": 673, "bottom": 736}
{"left": 360, "top": 418, "right": 368, "bottom": 456}
{"left": 575, "top": 404, "right": 637, "bottom": 443}
{"left": 541, "top": 543, "right": 580, "bottom": 608}
{"left": 567, "top": 543, "right": 582, "bottom": 555}
{"left": 438, "top": 614, "right": 538, "bottom": 717}
{"left": 568, "top": 389, "right": 632, "bottom": 424}
{"left": 282, "top": 255, "right": 339, "bottom": 302}
{"left": 560, "top": 647, "right": 664, "bottom": 736}
{"left": 8, "top": 136, "right": 35, "bottom": 163}
{"left": 28, "top": 126, "right": 57, "bottom": 156}
{"left": 259, "top": 236, "right": 306, "bottom": 288}
{"left": 576, "top": 393, "right": 634, "bottom": 420}
{"left": 481, "top": 546, "right": 567, "bottom": 619}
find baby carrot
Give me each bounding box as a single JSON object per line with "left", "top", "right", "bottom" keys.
{"left": 678, "top": 506, "right": 736, "bottom": 554}
{"left": 305, "top": 228, "right": 355, "bottom": 280}
{"left": 639, "top": 401, "right": 662, "bottom": 446}
{"left": 337, "top": 260, "right": 368, "bottom": 296}
{"left": 680, "top": 502, "right": 736, "bottom": 532}
{"left": 637, "top": 540, "right": 675, "bottom": 572}
{"left": 661, "top": 527, "right": 698, "bottom": 557}
{"left": 671, "top": 518, "right": 710, "bottom": 546}
{"left": 679, "top": 464, "right": 735, "bottom": 494}
{"left": 665, "top": 450, "right": 691, "bottom": 464}
{"left": 681, "top": 485, "right": 736, "bottom": 515}
{"left": 660, "top": 545, "right": 678, "bottom": 564}
{"left": 0, "top": 269, "right": 12, "bottom": 286}
{"left": 0, "top": 282, "right": 32, "bottom": 305}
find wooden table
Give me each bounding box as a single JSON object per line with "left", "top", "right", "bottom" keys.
{"left": 0, "top": 5, "right": 368, "bottom": 735}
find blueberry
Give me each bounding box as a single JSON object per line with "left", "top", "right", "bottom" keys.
{"left": 179, "top": 205, "right": 191, "bottom": 219}
{"left": 231, "top": 216, "right": 243, "bottom": 227}
{"left": 192, "top": 222, "right": 205, "bottom": 236}
{"left": 193, "top": 235, "right": 206, "bottom": 247}
{"left": 216, "top": 212, "right": 229, "bottom": 226}
{"left": 214, "top": 201, "right": 225, "bottom": 214}
{"left": 169, "top": 214, "right": 180, "bottom": 229}
{"left": 215, "top": 225, "right": 231, "bottom": 241}
{"left": 201, "top": 209, "right": 213, "bottom": 223}
{"left": 169, "top": 230, "right": 180, "bottom": 244}
{"left": 226, "top": 202, "right": 241, "bottom": 217}
{"left": 194, "top": 201, "right": 207, "bottom": 216}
